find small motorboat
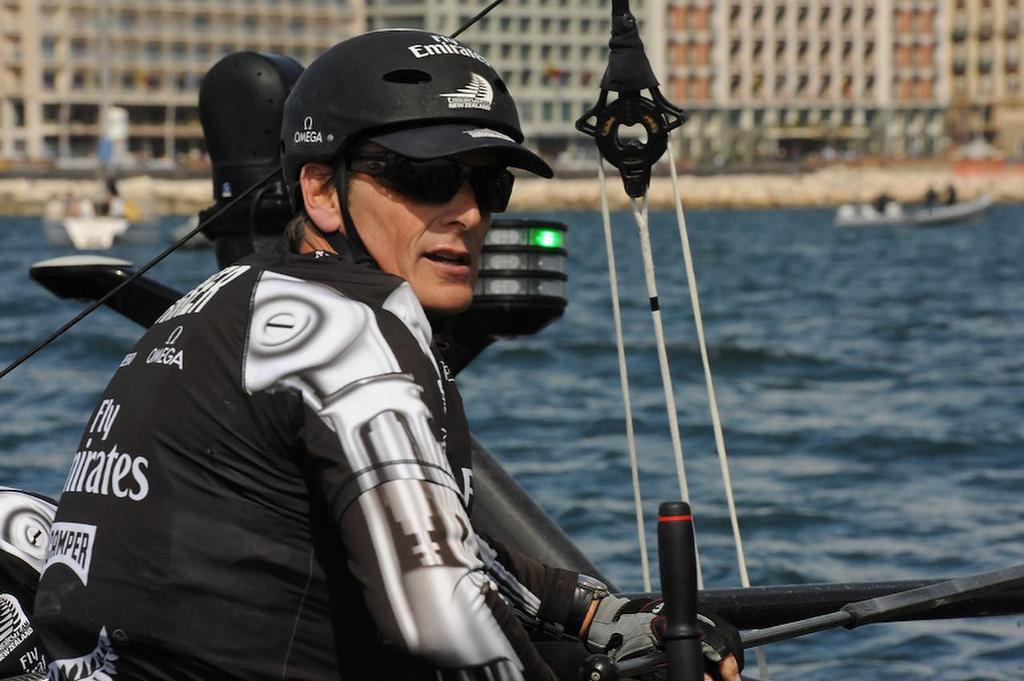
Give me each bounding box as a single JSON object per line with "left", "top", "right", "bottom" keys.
{"left": 835, "top": 194, "right": 992, "bottom": 228}
{"left": 40, "top": 190, "right": 149, "bottom": 250}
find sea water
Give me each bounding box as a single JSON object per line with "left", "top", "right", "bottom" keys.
{"left": 1, "top": 206, "right": 1022, "bottom": 680}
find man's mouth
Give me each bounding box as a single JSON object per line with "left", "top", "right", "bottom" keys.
{"left": 425, "top": 250, "right": 471, "bottom": 267}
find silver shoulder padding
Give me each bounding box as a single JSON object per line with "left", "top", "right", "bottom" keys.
{"left": 0, "top": 489, "right": 56, "bottom": 573}
{"left": 244, "top": 273, "right": 456, "bottom": 505}
{"left": 244, "top": 271, "right": 402, "bottom": 405}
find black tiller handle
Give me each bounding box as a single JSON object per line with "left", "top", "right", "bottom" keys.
{"left": 658, "top": 501, "right": 703, "bottom": 681}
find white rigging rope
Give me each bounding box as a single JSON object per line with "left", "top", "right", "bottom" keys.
{"left": 597, "top": 160, "right": 652, "bottom": 592}
{"left": 628, "top": 194, "right": 703, "bottom": 590}
{"left": 666, "top": 142, "right": 771, "bottom": 681}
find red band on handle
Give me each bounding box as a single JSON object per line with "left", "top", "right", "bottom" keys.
{"left": 658, "top": 514, "right": 693, "bottom": 523}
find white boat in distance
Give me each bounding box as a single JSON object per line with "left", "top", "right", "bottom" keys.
{"left": 835, "top": 194, "right": 992, "bottom": 228}
{"left": 42, "top": 197, "right": 132, "bottom": 250}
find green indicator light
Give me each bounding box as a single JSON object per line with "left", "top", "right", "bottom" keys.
{"left": 528, "top": 228, "right": 563, "bottom": 249}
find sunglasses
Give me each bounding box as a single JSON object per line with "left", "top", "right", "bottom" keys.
{"left": 347, "top": 151, "right": 515, "bottom": 213}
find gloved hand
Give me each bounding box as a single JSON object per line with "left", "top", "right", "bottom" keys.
{"left": 584, "top": 595, "right": 744, "bottom": 678}
{"left": 584, "top": 595, "right": 663, "bottom": 661}
{"left": 695, "top": 611, "right": 744, "bottom": 681}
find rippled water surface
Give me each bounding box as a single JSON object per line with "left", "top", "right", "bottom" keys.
{"left": 2, "top": 206, "right": 1023, "bottom": 680}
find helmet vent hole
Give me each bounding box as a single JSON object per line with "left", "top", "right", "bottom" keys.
{"left": 383, "top": 69, "right": 433, "bottom": 84}
{"left": 494, "top": 78, "right": 509, "bottom": 94}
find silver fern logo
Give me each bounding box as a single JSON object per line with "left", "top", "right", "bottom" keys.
{"left": 48, "top": 626, "right": 118, "bottom": 681}
{"left": 0, "top": 594, "right": 32, "bottom": 662}
{"left": 440, "top": 73, "right": 493, "bottom": 111}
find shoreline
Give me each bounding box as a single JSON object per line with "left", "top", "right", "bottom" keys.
{"left": 1, "top": 164, "right": 1022, "bottom": 216}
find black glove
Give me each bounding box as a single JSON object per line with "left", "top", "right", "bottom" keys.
{"left": 695, "top": 611, "right": 744, "bottom": 681}
{"left": 585, "top": 596, "right": 744, "bottom": 677}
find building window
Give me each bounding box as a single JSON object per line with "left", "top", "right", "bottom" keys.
{"left": 11, "top": 100, "right": 24, "bottom": 127}
{"left": 42, "top": 70, "right": 57, "bottom": 90}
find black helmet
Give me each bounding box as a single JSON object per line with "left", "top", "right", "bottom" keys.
{"left": 281, "top": 29, "right": 552, "bottom": 196}
{"left": 200, "top": 51, "right": 304, "bottom": 201}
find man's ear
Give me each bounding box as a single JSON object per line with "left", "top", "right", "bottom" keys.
{"left": 299, "top": 163, "right": 342, "bottom": 233}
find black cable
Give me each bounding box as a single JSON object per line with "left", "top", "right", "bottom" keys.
{"left": 0, "top": 166, "right": 282, "bottom": 382}
{"left": 450, "top": 0, "right": 505, "bottom": 38}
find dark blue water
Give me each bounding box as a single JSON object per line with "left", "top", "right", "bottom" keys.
{"left": 2, "top": 207, "right": 1022, "bottom": 680}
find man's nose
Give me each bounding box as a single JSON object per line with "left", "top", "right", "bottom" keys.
{"left": 448, "top": 180, "right": 485, "bottom": 229}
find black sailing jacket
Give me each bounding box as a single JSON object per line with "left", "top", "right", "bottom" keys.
{"left": 34, "top": 247, "right": 573, "bottom": 681}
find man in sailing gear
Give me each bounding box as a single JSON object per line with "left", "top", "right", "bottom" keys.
{"left": 33, "top": 29, "right": 573, "bottom": 681}
{"left": 583, "top": 594, "right": 744, "bottom": 681}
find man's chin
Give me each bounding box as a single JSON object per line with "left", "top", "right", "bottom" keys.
{"left": 420, "top": 290, "right": 474, "bottom": 319}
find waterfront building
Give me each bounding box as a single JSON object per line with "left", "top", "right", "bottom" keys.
{"left": 665, "top": 0, "right": 951, "bottom": 164}
{"left": 2, "top": 0, "right": 1018, "bottom": 168}
{"left": 949, "top": 0, "right": 1024, "bottom": 157}
{"left": 0, "top": 0, "right": 365, "bottom": 164}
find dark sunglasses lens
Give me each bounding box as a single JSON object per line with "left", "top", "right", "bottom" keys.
{"left": 359, "top": 154, "right": 513, "bottom": 211}
{"left": 471, "top": 170, "right": 514, "bottom": 213}
{"left": 393, "top": 159, "right": 464, "bottom": 203}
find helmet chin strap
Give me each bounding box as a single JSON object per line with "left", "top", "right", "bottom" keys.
{"left": 324, "top": 165, "right": 378, "bottom": 268}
